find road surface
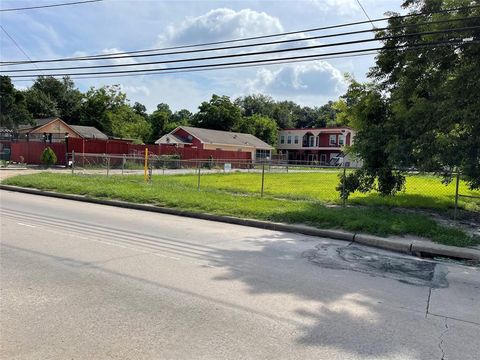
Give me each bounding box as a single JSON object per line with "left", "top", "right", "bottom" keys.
{"left": 1, "top": 190, "right": 479, "bottom": 359}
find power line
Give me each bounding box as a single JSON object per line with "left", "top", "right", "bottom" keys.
{"left": 6, "top": 38, "right": 475, "bottom": 78}
{"left": 0, "top": 25, "right": 43, "bottom": 74}
{"left": 2, "top": 3, "right": 479, "bottom": 64}
{"left": 0, "top": 0, "right": 104, "bottom": 12}
{"left": 355, "top": 0, "right": 376, "bottom": 29}
{"left": 10, "top": 52, "right": 380, "bottom": 82}
{"left": 1, "top": 26, "right": 34, "bottom": 63}
{"left": 3, "top": 15, "right": 478, "bottom": 66}
{"left": 2, "top": 26, "right": 477, "bottom": 74}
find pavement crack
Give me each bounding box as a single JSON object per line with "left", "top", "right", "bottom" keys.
{"left": 425, "top": 287, "right": 432, "bottom": 318}
{"left": 438, "top": 317, "right": 449, "bottom": 360}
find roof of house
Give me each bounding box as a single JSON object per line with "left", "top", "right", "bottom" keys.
{"left": 156, "top": 133, "right": 191, "bottom": 146}
{"left": 16, "top": 117, "right": 107, "bottom": 140}
{"left": 164, "top": 126, "right": 273, "bottom": 149}
{"left": 70, "top": 125, "right": 108, "bottom": 140}
{"left": 280, "top": 126, "right": 353, "bottom": 132}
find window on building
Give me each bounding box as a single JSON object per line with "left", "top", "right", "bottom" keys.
{"left": 315, "top": 136, "right": 319, "bottom": 147}
{"left": 280, "top": 135, "right": 285, "bottom": 144}
{"left": 287, "top": 135, "right": 292, "bottom": 144}
{"left": 338, "top": 135, "right": 344, "bottom": 146}
{"left": 309, "top": 136, "right": 314, "bottom": 147}
{"left": 294, "top": 135, "right": 299, "bottom": 144}
{"left": 256, "top": 149, "right": 270, "bottom": 160}
{"left": 320, "top": 154, "right": 326, "bottom": 163}
{"left": 329, "top": 135, "right": 337, "bottom": 145}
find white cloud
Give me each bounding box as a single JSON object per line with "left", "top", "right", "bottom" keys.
{"left": 245, "top": 60, "right": 347, "bottom": 97}
{"left": 309, "top": 0, "right": 376, "bottom": 16}
{"left": 158, "top": 8, "right": 283, "bottom": 46}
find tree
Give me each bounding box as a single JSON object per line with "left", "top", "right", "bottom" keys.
{"left": 378, "top": 0, "right": 480, "bottom": 188}
{"left": 331, "top": 99, "right": 350, "bottom": 127}
{"left": 40, "top": 146, "right": 57, "bottom": 166}
{"left": 314, "top": 101, "right": 338, "bottom": 127}
{"left": 270, "top": 100, "right": 301, "bottom": 129}
{"left": 163, "top": 109, "right": 193, "bottom": 134}
{"left": 235, "top": 114, "right": 278, "bottom": 145}
{"left": 132, "top": 102, "right": 148, "bottom": 119}
{"left": 340, "top": 0, "right": 480, "bottom": 196}
{"left": 170, "top": 109, "right": 192, "bottom": 124}
{"left": 30, "top": 76, "right": 83, "bottom": 123}
{"left": 24, "top": 88, "right": 59, "bottom": 119}
{"left": 192, "top": 95, "right": 242, "bottom": 131}
{"left": 0, "top": 76, "right": 32, "bottom": 128}
{"left": 235, "top": 94, "right": 275, "bottom": 117}
{"left": 337, "top": 80, "right": 406, "bottom": 198}
{"left": 80, "top": 85, "right": 127, "bottom": 134}
{"left": 148, "top": 103, "right": 173, "bottom": 142}
{"left": 107, "top": 105, "right": 151, "bottom": 142}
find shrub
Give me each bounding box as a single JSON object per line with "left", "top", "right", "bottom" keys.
{"left": 40, "top": 147, "right": 57, "bottom": 166}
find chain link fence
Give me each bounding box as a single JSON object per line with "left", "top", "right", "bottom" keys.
{"left": 68, "top": 152, "right": 480, "bottom": 220}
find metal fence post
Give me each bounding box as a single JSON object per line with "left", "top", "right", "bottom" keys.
{"left": 342, "top": 163, "right": 347, "bottom": 207}
{"left": 144, "top": 148, "right": 148, "bottom": 183}
{"left": 454, "top": 171, "right": 460, "bottom": 220}
{"left": 261, "top": 162, "right": 265, "bottom": 197}
{"left": 197, "top": 161, "right": 201, "bottom": 191}
{"left": 71, "top": 150, "right": 75, "bottom": 175}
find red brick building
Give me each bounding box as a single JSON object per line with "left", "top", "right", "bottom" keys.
{"left": 277, "top": 127, "right": 358, "bottom": 165}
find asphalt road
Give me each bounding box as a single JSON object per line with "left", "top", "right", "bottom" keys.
{"left": 1, "top": 190, "right": 479, "bottom": 359}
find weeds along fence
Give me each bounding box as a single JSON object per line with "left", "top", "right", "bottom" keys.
{"left": 68, "top": 152, "right": 480, "bottom": 219}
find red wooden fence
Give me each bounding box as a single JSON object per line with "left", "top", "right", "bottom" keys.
{"left": 10, "top": 142, "right": 66, "bottom": 165}
{"left": 8, "top": 139, "right": 252, "bottom": 165}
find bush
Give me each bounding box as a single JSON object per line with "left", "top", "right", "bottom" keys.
{"left": 40, "top": 147, "right": 57, "bottom": 166}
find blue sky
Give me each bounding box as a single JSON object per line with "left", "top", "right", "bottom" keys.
{"left": 1, "top": 0, "right": 403, "bottom": 112}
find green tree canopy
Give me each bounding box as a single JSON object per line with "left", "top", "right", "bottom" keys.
{"left": 0, "top": 76, "right": 32, "bottom": 128}
{"left": 235, "top": 94, "right": 276, "bottom": 118}
{"left": 29, "top": 76, "right": 83, "bottom": 123}
{"left": 148, "top": 103, "right": 173, "bottom": 142}
{"left": 107, "top": 105, "right": 151, "bottom": 143}
{"left": 24, "top": 88, "right": 59, "bottom": 119}
{"left": 235, "top": 114, "right": 278, "bottom": 145}
{"left": 80, "top": 85, "right": 127, "bottom": 134}
{"left": 192, "top": 95, "right": 242, "bottom": 131}
{"left": 340, "top": 0, "right": 480, "bottom": 196}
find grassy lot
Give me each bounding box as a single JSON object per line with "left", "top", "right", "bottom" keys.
{"left": 172, "top": 171, "right": 480, "bottom": 212}
{"left": 3, "top": 172, "right": 479, "bottom": 247}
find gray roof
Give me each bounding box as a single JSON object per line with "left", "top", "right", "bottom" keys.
{"left": 17, "top": 117, "right": 59, "bottom": 131}
{"left": 170, "top": 126, "right": 273, "bottom": 149}
{"left": 155, "top": 133, "right": 190, "bottom": 145}
{"left": 70, "top": 125, "right": 108, "bottom": 140}
{"left": 34, "top": 117, "right": 59, "bottom": 127}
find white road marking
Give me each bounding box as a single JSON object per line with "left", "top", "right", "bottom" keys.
{"left": 17, "top": 222, "right": 36, "bottom": 228}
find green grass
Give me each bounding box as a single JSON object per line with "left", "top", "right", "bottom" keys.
{"left": 3, "top": 172, "right": 479, "bottom": 247}
{"left": 171, "top": 171, "right": 480, "bottom": 212}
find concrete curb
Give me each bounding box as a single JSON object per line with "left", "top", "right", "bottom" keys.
{"left": 1, "top": 184, "right": 479, "bottom": 261}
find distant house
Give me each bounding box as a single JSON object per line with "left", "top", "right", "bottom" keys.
{"left": 277, "top": 127, "right": 360, "bottom": 165}
{"left": 16, "top": 117, "right": 108, "bottom": 142}
{"left": 155, "top": 126, "right": 273, "bottom": 161}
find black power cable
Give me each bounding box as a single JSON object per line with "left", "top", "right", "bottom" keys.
{"left": 0, "top": 0, "right": 104, "bottom": 12}
{"left": 2, "top": 3, "right": 479, "bottom": 64}
{"left": 6, "top": 38, "right": 476, "bottom": 78}
{"left": 2, "top": 26, "right": 477, "bottom": 74}
{"left": 2, "top": 15, "right": 478, "bottom": 66}
{"left": 10, "top": 52, "right": 379, "bottom": 82}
